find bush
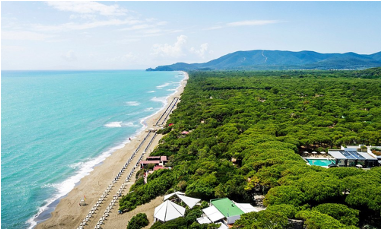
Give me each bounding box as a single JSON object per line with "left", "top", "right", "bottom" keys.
{"left": 295, "top": 210, "right": 353, "bottom": 229}
{"left": 127, "top": 213, "right": 149, "bottom": 229}
{"left": 313, "top": 203, "right": 359, "bottom": 227}
{"left": 150, "top": 217, "right": 187, "bottom": 229}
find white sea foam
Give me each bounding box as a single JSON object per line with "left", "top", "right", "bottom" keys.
{"left": 122, "top": 122, "right": 138, "bottom": 127}
{"left": 26, "top": 72, "right": 189, "bottom": 229}
{"left": 144, "top": 107, "right": 154, "bottom": 111}
{"left": 147, "top": 91, "right": 155, "bottom": 93}
{"left": 41, "top": 183, "right": 57, "bottom": 189}
{"left": 126, "top": 101, "right": 140, "bottom": 106}
{"left": 156, "top": 82, "right": 170, "bottom": 89}
{"left": 104, "top": 121, "right": 122, "bottom": 128}
{"left": 68, "top": 162, "right": 84, "bottom": 169}
{"left": 150, "top": 96, "right": 167, "bottom": 105}
{"left": 26, "top": 140, "right": 130, "bottom": 229}
{"left": 166, "top": 88, "right": 177, "bottom": 92}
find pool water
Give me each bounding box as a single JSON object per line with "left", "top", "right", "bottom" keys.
{"left": 306, "top": 159, "right": 335, "bottom": 167}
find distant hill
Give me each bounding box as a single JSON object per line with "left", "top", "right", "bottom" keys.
{"left": 147, "top": 50, "right": 381, "bottom": 71}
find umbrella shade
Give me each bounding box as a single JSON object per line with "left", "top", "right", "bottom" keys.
{"left": 154, "top": 200, "right": 185, "bottom": 222}
{"left": 312, "top": 151, "right": 317, "bottom": 154}
{"left": 164, "top": 192, "right": 201, "bottom": 208}
{"left": 177, "top": 194, "right": 201, "bottom": 209}
{"left": 163, "top": 191, "right": 185, "bottom": 201}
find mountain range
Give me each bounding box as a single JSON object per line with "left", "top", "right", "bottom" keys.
{"left": 147, "top": 50, "right": 381, "bottom": 71}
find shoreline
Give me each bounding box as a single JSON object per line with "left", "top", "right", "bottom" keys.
{"left": 35, "top": 71, "right": 188, "bottom": 229}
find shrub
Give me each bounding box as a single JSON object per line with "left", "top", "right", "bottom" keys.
{"left": 127, "top": 213, "right": 149, "bottom": 229}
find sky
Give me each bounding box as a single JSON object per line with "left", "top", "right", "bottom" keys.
{"left": 1, "top": 1, "right": 381, "bottom": 70}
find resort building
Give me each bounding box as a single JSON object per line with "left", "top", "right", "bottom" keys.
{"left": 328, "top": 148, "right": 378, "bottom": 168}
{"left": 367, "top": 146, "right": 381, "bottom": 166}
{"left": 139, "top": 156, "right": 168, "bottom": 169}
{"left": 197, "top": 198, "right": 265, "bottom": 227}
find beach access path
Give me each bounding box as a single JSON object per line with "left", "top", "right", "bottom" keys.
{"left": 36, "top": 72, "right": 188, "bottom": 229}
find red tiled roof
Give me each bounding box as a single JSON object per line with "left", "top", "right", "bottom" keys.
{"left": 146, "top": 156, "right": 161, "bottom": 160}
{"left": 161, "top": 156, "right": 168, "bottom": 161}
{"left": 153, "top": 165, "right": 167, "bottom": 171}
{"left": 140, "top": 160, "right": 161, "bottom": 165}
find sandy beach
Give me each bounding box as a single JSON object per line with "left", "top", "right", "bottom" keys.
{"left": 36, "top": 72, "right": 188, "bottom": 229}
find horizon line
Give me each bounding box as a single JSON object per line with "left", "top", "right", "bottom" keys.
{"left": 1, "top": 69, "right": 149, "bottom": 71}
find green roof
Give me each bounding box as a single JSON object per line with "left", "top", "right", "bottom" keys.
{"left": 211, "top": 198, "right": 244, "bottom": 217}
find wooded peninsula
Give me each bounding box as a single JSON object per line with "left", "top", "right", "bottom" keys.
{"left": 120, "top": 68, "right": 381, "bottom": 229}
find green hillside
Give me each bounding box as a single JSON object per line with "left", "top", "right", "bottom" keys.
{"left": 147, "top": 50, "right": 381, "bottom": 71}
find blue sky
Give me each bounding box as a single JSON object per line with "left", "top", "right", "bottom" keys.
{"left": 2, "top": 1, "right": 381, "bottom": 70}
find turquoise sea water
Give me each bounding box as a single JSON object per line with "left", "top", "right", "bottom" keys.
{"left": 1, "top": 70, "right": 184, "bottom": 229}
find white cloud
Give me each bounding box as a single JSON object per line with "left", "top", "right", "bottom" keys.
{"left": 61, "top": 50, "right": 77, "bottom": 62}
{"left": 119, "top": 21, "right": 167, "bottom": 32}
{"left": 190, "top": 43, "right": 209, "bottom": 58}
{"left": 144, "top": 29, "right": 163, "bottom": 34}
{"left": 116, "top": 38, "right": 141, "bottom": 44}
{"left": 32, "top": 18, "right": 141, "bottom": 32}
{"left": 2, "top": 45, "right": 26, "bottom": 52}
{"left": 123, "top": 52, "right": 136, "bottom": 60}
{"left": 204, "top": 25, "right": 224, "bottom": 31}
{"left": 105, "top": 53, "right": 138, "bottom": 63}
{"left": 227, "top": 20, "right": 279, "bottom": 27}
{"left": 155, "top": 21, "right": 168, "bottom": 26}
{"left": 205, "top": 19, "right": 280, "bottom": 30}
{"left": 120, "top": 24, "right": 152, "bottom": 31}
{"left": 46, "top": 1, "right": 127, "bottom": 16}
{"left": 152, "top": 35, "right": 187, "bottom": 58}
{"left": 2, "top": 31, "right": 54, "bottom": 41}
{"left": 69, "top": 14, "right": 96, "bottom": 20}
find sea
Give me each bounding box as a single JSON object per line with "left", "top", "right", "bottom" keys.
{"left": 1, "top": 70, "right": 185, "bottom": 229}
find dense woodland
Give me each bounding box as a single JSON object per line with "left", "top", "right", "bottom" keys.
{"left": 120, "top": 68, "right": 381, "bottom": 229}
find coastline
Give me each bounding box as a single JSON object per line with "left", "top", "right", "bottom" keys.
{"left": 35, "top": 71, "right": 189, "bottom": 229}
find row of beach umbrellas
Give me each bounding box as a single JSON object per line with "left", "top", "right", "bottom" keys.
{"left": 78, "top": 131, "right": 156, "bottom": 229}
{"left": 303, "top": 151, "right": 326, "bottom": 154}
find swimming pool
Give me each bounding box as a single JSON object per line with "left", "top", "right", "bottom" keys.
{"left": 306, "top": 159, "right": 335, "bottom": 167}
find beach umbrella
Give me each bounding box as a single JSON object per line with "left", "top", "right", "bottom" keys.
{"left": 79, "top": 199, "right": 86, "bottom": 206}
{"left": 154, "top": 200, "right": 185, "bottom": 222}
{"left": 320, "top": 151, "right": 326, "bottom": 154}
{"left": 163, "top": 191, "right": 201, "bottom": 209}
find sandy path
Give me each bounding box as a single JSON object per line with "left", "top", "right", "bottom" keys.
{"left": 36, "top": 72, "right": 188, "bottom": 229}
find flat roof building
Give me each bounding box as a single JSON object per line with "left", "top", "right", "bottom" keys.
{"left": 328, "top": 148, "right": 378, "bottom": 168}
{"left": 199, "top": 198, "right": 264, "bottom": 225}
{"left": 140, "top": 155, "right": 168, "bottom": 169}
